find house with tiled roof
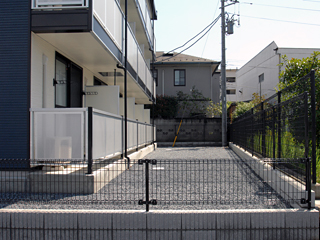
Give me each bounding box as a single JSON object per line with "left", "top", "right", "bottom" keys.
{"left": 153, "top": 52, "right": 221, "bottom": 103}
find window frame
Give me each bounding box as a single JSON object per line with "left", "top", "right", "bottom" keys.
{"left": 174, "top": 69, "right": 186, "bottom": 86}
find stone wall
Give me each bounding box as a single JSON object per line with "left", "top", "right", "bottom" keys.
{"left": 155, "top": 118, "right": 222, "bottom": 143}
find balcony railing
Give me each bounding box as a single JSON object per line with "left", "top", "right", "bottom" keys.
{"left": 30, "top": 108, "right": 155, "bottom": 160}
{"left": 136, "top": 0, "right": 154, "bottom": 49}
{"left": 32, "top": 0, "right": 89, "bottom": 9}
{"left": 93, "top": 0, "right": 154, "bottom": 98}
{"left": 128, "top": 26, "right": 154, "bottom": 97}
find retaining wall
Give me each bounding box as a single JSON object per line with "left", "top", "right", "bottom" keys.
{"left": 155, "top": 118, "right": 222, "bottom": 143}
{"left": 0, "top": 209, "right": 318, "bottom": 239}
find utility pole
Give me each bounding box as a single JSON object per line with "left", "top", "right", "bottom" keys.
{"left": 221, "top": 0, "right": 239, "bottom": 147}
{"left": 221, "top": 0, "right": 227, "bottom": 147}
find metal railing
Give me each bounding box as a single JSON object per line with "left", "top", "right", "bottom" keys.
{"left": 230, "top": 71, "right": 317, "bottom": 183}
{"left": 0, "top": 158, "right": 312, "bottom": 211}
{"left": 32, "top": 0, "right": 89, "bottom": 9}
{"left": 30, "top": 107, "right": 155, "bottom": 163}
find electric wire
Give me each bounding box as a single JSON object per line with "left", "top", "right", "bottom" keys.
{"left": 241, "top": 15, "right": 320, "bottom": 27}
{"left": 156, "top": 18, "right": 219, "bottom": 58}
{"left": 156, "top": 14, "right": 221, "bottom": 63}
{"left": 242, "top": 2, "right": 320, "bottom": 12}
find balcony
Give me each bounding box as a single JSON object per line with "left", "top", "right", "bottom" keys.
{"left": 31, "top": 0, "right": 156, "bottom": 103}
{"left": 30, "top": 108, "right": 155, "bottom": 160}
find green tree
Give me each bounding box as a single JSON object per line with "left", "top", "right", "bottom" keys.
{"left": 150, "top": 95, "right": 179, "bottom": 119}
{"left": 206, "top": 101, "right": 232, "bottom": 117}
{"left": 278, "top": 52, "right": 320, "bottom": 182}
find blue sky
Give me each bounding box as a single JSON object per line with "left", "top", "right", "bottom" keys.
{"left": 154, "top": 0, "right": 320, "bottom": 68}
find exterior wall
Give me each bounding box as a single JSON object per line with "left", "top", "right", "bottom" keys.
{"left": 236, "top": 42, "right": 320, "bottom": 102}
{"left": 226, "top": 69, "right": 237, "bottom": 102}
{"left": 155, "top": 64, "right": 219, "bottom": 103}
{"left": 155, "top": 118, "right": 222, "bottom": 143}
{"left": 0, "top": 0, "right": 31, "bottom": 159}
{"left": 31, "top": 33, "right": 102, "bottom": 109}
{"left": 236, "top": 42, "right": 279, "bottom": 102}
{"left": 31, "top": 33, "right": 56, "bottom": 108}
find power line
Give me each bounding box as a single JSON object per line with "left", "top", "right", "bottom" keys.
{"left": 242, "top": 2, "right": 320, "bottom": 12}
{"left": 156, "top": 15, "right": 221, "bottom": 62}
{"left": 241, "top": 15, "right": 320, "bottom": 27}
{"left": 156, "top": 17, "right": 219, "bottom": 59}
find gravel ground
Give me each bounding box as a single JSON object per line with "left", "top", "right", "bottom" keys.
{"left": 0, "top": 147, "right": 291, "bottom": 210}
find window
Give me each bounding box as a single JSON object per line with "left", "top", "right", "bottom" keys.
{"left": 153, "top": 69, "right": 158, "bottom": 86}
{"left": 55, "top": 52, "right": 83, "bottom": 108}
{"left": 259, "top": 73, "right": 264, "bottom": 83}
{"left": 174, "top": 69, "right": 186, "bottom": 86}
{"left": 226, "top": 77, "right": 236, "bottom": 83}
{"left": 227, "top": 89, "right": 236, "bottom": 94}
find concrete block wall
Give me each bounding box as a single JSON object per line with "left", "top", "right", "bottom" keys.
{"left": 0, "top": 209, "right": 318, "bottom": 240}
{"left": 155, "top": 118, "right": 222, "bottom": 143}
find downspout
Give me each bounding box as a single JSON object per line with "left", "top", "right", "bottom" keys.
{"left": 124, "top": 0, "right": 128, "bottom": 166}
{"left": 117, "top": 0, "right": 129, "bottom": 167}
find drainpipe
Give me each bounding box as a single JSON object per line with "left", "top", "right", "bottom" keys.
{"left": 124, "top": 0, "right": 128, "bottom": 166}
{"left": 117, "top": 0, "right": 129, "bottom": 167}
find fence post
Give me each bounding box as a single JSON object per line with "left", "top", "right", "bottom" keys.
{"left": 251, "top": 109, "right": 254, "bottom": 156}
{"left": 304, "top": 92, "right": 311, "bottom": 209}
{"left": 87, "top": 107, "right": 93, "bottom": 174}
{"left": 262, "top": 103, "right": 266, "bottom": 157}
{"left": 277, "top": 91, "right": 282, "bottom": 159}
{"left": 272, "top": 106, "right": 276, "bottom": 168}
{"left": 310, "top": 70, "right": 317, "bottom": 184}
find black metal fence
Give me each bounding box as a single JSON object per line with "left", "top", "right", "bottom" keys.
{"left": 0, "top": 157, "right": 311, "bottom": 211}
{"left": 230, "top": 70, "right": 317, "bottom": 184}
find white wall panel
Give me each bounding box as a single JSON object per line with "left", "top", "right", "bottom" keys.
{"left": 85, "top": 86, "right": 120, "bottom": 115}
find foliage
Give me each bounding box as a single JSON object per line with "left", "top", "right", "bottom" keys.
{"left": 232, "top": 101, "right": 254, "bottom": 119}
{"left": 206, "top": 101, "right": 232, "bottom": 117}
{"left": 277, "top": 52, "right": 320, "bottom": 182}
{"left": 176, "top": 86, "right": 210, "bottom": 117}
{"left": 278, "top": 54, "right": 320, "bottom": 140}
{"left": 150, "top": 95, "right": 179, "bottom": 119}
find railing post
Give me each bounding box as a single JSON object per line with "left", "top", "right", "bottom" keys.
{"left": 277, "top": 91, "right": 282, "bottom": 159}
{"left": 310, "top": 70, "right": 317, "bottom": 184}
{"left": 87, "top": 107, "right": 93, "bottom": 174}
{"left": 121, "top": 116, "right": 124, "bottom": 158}
{"left": 137, "top": 120, "right": 139, "bottom": 150}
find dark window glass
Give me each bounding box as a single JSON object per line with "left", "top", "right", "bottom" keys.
{"left": 174, "top": 69, "right": 186, "bottom": 86}
{"left": 227, "top": 89, "right": 236, "bottom": 94}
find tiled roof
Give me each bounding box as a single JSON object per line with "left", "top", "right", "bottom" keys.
{"left": 155, "top": 52, "right": 218, "bottom": 63}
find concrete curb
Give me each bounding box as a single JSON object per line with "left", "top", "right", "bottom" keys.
{"left": 229, "top": 143, "right": 316, "bottom": 208}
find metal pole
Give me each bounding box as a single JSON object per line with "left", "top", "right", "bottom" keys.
{"left": 221, "top": 0, "right": 227, "bottom": 146}
{"left": 87, "top": 107, "right": 93, "bottom": 174}
{"left": 310, "top": 70, "right": 317, "bottom": 184}
{"left": 124, "top": 0, "right": 128, "bottom": 165}
{"left": 145, "top": 160, "right": 150, "bottom": 212}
